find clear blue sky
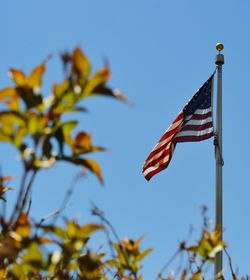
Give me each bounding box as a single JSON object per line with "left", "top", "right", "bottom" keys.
{"left": 1, "top": 0, "right": 250, "bottom": 278}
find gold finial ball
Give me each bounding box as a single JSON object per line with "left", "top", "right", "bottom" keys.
{"left": 216, "top": 43, "right": 224, "bottom": 52}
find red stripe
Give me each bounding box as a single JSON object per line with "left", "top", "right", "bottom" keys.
{"left": 145, "top": 137, "right": 173, "bottom": 161}
{"left": 180, "top": 122, "right": 213, "bottom": 132}
{"left": 159, "top": 113, "right": 184, "bottom": 141}
{"left": 143, "top": 146, "right": 172, "bottom": 170}
{"left": 144, "top": 143, "right": 176, "bottom": 181}
{"left": 145, "top": 123, "right": 182, "bottom": 161}
{"left": 174, "top": 132, "right": 214, "bottom": 143}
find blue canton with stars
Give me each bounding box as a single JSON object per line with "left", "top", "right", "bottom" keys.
{"left": 183, "top": 74, "right": 214, "bottom": 116}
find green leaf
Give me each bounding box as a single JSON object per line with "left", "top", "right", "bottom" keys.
{"left": 79, "top": 223, "right": 105, "bottom": 237}
{"left": 62, "top": 121, "right": 78, "bottom": 145}
{"left": 0, "top": 111, "right": 26, "bottom": 137}
{"left": 22, "top": 242, "right": 43, "bottom": 267}
{"left": 136, "top": 248, "right": 153, "bottom": 262}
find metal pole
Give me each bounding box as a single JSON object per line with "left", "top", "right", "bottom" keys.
{"left": 214, "top": 43, "right": 224, "bottom": 278}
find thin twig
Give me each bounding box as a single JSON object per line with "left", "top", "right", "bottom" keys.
{"left": 27, "top": 196, "right": 32, "bottom": 215}
{"left": 52, "top": 171, "right": 83, "bottom": 224}
{"left": 8, "top": 165, "right": 28, "bottom": 227}
{"left": 12, "top": 170, "right": 37, "bottom": 227}
{"left": 91, "top": 204, "right": 138, "bottom": 280}
{"left": 224, "top": 248, "right": 237, "bottom": 279}
{"left": 35, "top": 204, "right": 70, "bottom": 236}
{"left": 157, "top": 249, "right": 181, "bottom": 280}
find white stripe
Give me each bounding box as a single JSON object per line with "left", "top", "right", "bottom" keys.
{"left": 175, "top": 127, "right": 213, "bottom": 137}
{"left": 194, "top": 108, "right": 212, "bottom": 115}
{"left": 149, "top": 118, "right": 183, "bottom": 151}
{"left": 143, "top": 155, "right": 170, "bottom": 176}
{"left": 163, "top": 117, "right": 183, "bottom": 134}
{"left": 152, "top": 134, "right": 174, "bottom": 151}
{"left": 184, "top": 108, "right": 212, "bottom": 121}
{"left": 144, "top": 142, "right": 171, "bottom": 166}
{"left": 184, "top": 117, "right": 213, "bottom": 126}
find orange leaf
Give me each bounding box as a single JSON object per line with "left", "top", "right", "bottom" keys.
{"left": 75, "top": 132, "right": 92, "bottom": 150}
{"left": 15, "top": 213, "right": 31, "bottom": 238}
{"left": 82, "top": 159, "right": 104, "bottom": 184}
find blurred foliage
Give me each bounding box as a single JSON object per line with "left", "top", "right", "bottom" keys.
{"left": 0, "top": 48, "right": 244, "bottom": 279}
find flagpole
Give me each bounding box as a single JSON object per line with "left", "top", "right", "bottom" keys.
{"left": 214, "top": 43, "right": 224, "bottom": 278}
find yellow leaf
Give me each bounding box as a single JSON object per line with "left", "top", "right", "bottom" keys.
{"left": 82, "top": 158, "right": 104, "bottom": 184}
{"left": 15, "top": 213, "right": 31, "bottom": 238}
{"left": 27, "top": 64, "right": 45, "bottom": 89}
{"left": 79, "top": 223, "right": 105, "bottom": 237}
{"left": 190, "top": 272, "right": 202, "bottom": 280}
{"left": 72, "top": 47, "right": 91, "bottom": 80}
{"left": 84, "top": 67, "right": 110, "bottom": 96}
{"left": 9, "top": 69, "right": 26, "bottom": 86}
{"left": 0, "top": 87, "right": 19, "bottom": 110}
{"left": 62, "top": 121, "right": 78, "bottom": 145}
{"left": 53, "top": 79, "right": 70, "bottom": 98}
{"left": 27, "top": 112, "right": 40, "bottom": 134}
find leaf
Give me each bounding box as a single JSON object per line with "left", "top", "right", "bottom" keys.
{"left": 72, "top": 47, "right": 91, "bottom": 80}
{"left": 15, "top": 213, "right": 31, "bottom": 239}
{"left": 59, "top": 156, "right": 104, "bottom": 184}
{"left": 190, "top": 272, "right": 202, "bottom": 280}
{"left": 27, "top": 64, "right": 45, "bottom": 90}
{"left": 0, "top": 111, "right": 26, "bottom": 138}
{"left": 0, "top": 87, "right": 19, "bottom": 109}
{"left": 40, "top": 225, "right": 66, "bottom": 239}
{"left": 27, "top": 112, "right": 40, "bottom": 134}
{"left": 77, "top": 158, "right": 104, "bottom": 184}
{"left": 84, "top": 67, "right": 110, "bottom": 96}
{"left": 53, "top": 79, "right": 70, "bottom": 98}
{"left": 92, "top": 85, "right": 131, "bottom": 104}
{"left": 79, "top": 223, "right": 105, "bottom": 237}
{"left": 23, "top": 242, "right": 43, "bottom": 263}
{"left": 14, "top": 127, "right": 27, "bottom": 147}
{"left": 73, "top": 132, "right": 92, "bottom": 153}
{"left": 136, "top": 248, "right": 153, "bottom": 262}
{"left": 78, "top": 252, "right": 102, "bottom": 274}
{"left": 62, "top": 121, "right": 78, "bottom": 145}
{"left": 187, "top": 228, "right": 225, "bottom": 262}
{"left": 9, "top": 69, "right": 26, "bottom": 86}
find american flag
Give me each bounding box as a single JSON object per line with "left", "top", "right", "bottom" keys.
{"left": 143, "top": 74, "right": 214, "bottom": 181}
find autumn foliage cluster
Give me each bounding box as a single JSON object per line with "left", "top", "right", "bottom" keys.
{"left": 0, "top": 48, "right": 242, "bottom": 279}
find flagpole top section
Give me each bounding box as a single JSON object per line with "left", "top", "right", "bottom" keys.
{"left": 215, "top": 43, "right": 224, "bottom": 65}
